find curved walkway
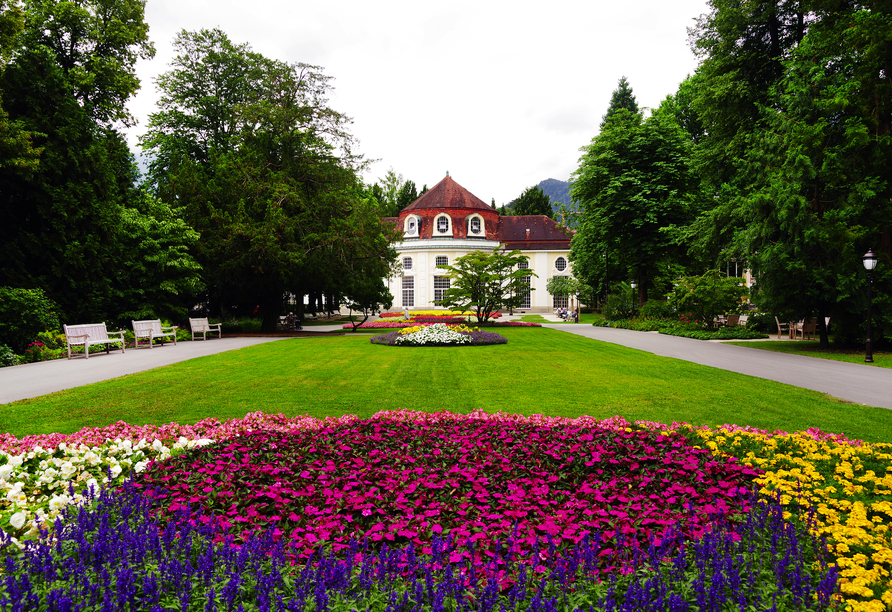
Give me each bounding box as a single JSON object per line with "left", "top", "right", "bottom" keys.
{"left": 543, "top": 324, "right": 892, "bottom": 410}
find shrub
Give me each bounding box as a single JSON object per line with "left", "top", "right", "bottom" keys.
{"left": 604, "top": 283, "right": 636, "bottom": 321}
{"left": 20, "top": 341, "right": 51, "bottom": 363}
{"left": 0, "top": 287, "right": 61, "bottom": 353}
{"left": 0, "top": 344, "right": 17, "bottom": 367}
{"left": 639, "top": 299, "right": 674, "bottom": 319}
{"left": 668, "top": 271, "right": 748, "bottom": 322}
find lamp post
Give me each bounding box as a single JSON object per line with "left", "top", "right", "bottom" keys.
{"left": 575, "top": 290, "right": 580, "bottom": 323}
{"left": 630, "top": 280, "right": 637, "bottom": 315}
{"left": 863, "top": 249, "right": 878, "bottom": 363}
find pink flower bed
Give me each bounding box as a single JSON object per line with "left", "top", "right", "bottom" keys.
{"left": 131, "top": 411, "right": 762, "bottom": 562}
{"left": 0, "top": 412, "right": 358, "bottom": 454}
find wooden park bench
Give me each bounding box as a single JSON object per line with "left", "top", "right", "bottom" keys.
{"left": 189, "top": 317, "right": 222, "bottom": 341}
{"left": 132, "top": 319, "right": 177, "bottom": 349}
{"left": 63, "top": 323, "right": 126, "bottom": 359}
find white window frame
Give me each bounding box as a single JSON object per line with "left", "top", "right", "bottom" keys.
{"left": 435, "top": 214, "right": 451, "bottom": 234}
{"left": 434, "top": 276, "right": 451, "bottom": 304}
{"left": 517, "top": 260, "right": 531, "bottom": 309}
{"left": 402, "top": 276, "right": 414, "bottom": 307}
{"left": 435, "top": 255, "right": 448, "bottom": 268}
{"left": 404, "top": 215, "right": 419, "bottom": 237}
{"left": 468, "top": 215, "right": 483, "bottom": 236}
{"left": 555, "top": 256, "right": 568, "bottom": 272}
{"left": 402, "top": 257, "right": 413, "bottom": 271}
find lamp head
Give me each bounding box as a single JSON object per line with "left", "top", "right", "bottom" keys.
{"left": 863, "top": 249, "right": 878, "bottom": 272}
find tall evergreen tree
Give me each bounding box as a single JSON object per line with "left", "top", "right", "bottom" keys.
{"left": 600, "top": 76, "right": 639, "bottom": 129}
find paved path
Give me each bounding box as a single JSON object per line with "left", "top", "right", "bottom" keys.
{"left": 0, "top": 336, "right": 292, "bottom": 405}
{"left": 542, "top": 324, "right": 892, "bottom": 410}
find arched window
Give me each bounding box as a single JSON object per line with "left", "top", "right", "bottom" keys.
{"left": 470, "top": 217, "right": 482, "bottom": 235}
{"left": 555, "top": 257, "right": 567, "bottom": 272}
{"left": 405, "top": 216, "right": 419, "bottom": 236}
{"left": 436, "top": 215, "right": 450, "bottom": 234}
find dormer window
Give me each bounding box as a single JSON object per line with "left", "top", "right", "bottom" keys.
{"left": 437, "top": 216, "right": 449, "bottom": 233}
{"left": 404, "top": 215, "right": 420, "bottom": 237}
{"left": 470, "top": 217, "right": 481, "bottom": 235}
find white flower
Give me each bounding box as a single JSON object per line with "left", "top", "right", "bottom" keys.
{"left": 9, "top": 511, "right": 26, "bottom": 530}
{"left": 0, "top": 464, "right": 13, "bottom": 482}
{"left": 109, "top": 464, "right": 122, "bottom": 478}
{"left": 59, "top": 462, "right": 76, "bottom": 479}
{"left": 134, "top": 461, "right": 147, "bottom": 474}
{"left": 49, "top": 494, "right": 71, "bottom": 513}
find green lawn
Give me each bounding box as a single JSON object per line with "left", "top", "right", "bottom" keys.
{"left": 723, "top": 340, "right": 892, "bottom": 368}
{"left": 3, "top": 328, "right": 892, "bottom": 442}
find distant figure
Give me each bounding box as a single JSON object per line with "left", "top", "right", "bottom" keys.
{"left": 403, "top": 306, "right": 410, "bottom": 320}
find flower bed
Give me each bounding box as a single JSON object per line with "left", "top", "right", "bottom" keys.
{"left": 370, "top": 324, "right": 507, "bottom": 346}
{"left": 2, "top": 482, "right": 837, "bottom": 611}
{"left": 2, "top": 410, "right": 889, "bottom": 609}
{"left": 379, "top": 311, "right": 503, "bottom": 320}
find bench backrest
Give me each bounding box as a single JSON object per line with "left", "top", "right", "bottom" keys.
{"left": 133, "top": 319, "right": 162, "bottom": 335}
{"left": 189, "top": 317, "right": 210, "bottom": 331}
{"left": 64, "top": 323, "right": 110, "bottom": 342}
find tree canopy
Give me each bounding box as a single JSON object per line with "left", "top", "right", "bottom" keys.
{"left": 0, "top": 0, "right": 200, "bottom": 326}
{"left": 687, "top": 0, "right": 892, "bottom": 347}
{"left": 510, "top": 185, "right": 553, "bottom": 218}
{"left": 571, "top": 107, "right": 699, "bottom": 307}
{"left": 140, "top": 29, "right": 398, "bottom": 331}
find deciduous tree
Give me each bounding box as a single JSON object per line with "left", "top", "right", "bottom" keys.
{"left": 572, "top": 108, "right": 698, "bottom": 307}
{"left": 142, "top": 29, "right": 398, "bottom": 331}
{"left": 439, "top": 246, "right": 537, "bottom": 323}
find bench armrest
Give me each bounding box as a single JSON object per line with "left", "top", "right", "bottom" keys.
{"left": 66, "top": 334, "right": 89, "bottom": 343}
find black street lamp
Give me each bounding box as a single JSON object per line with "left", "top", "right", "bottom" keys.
{"left": 575, "top": 290, "right": 580, "bottom": 323}
{"left": 863, "top": 249, "right": 878, "bottom": 363}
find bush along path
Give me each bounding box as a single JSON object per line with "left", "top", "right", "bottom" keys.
{"left": 1, "top": 410, "right": 890, "bottom": 609}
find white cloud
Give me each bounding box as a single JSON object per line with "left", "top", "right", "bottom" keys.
{"left": 125, "top": 0, "right": 709, "bottom": 204}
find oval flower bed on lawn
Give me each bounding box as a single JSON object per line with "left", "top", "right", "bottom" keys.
{"left": 370, "top": 323, "right": 507, "bottom": 346}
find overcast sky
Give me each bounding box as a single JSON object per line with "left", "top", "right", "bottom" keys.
{"left": 125, "top": 0, "right": 710, "bottom": 206}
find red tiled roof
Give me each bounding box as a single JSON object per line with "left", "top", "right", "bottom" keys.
{"left": 402, "top": 176, "right": 493, "bottom": 213}
{"left": 497, "top": 215, "right": 573, "bottom": 250}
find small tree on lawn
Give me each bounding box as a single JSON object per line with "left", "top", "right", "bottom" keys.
{"left": 439, "top": 246, "right": 536, "bottom": 323}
